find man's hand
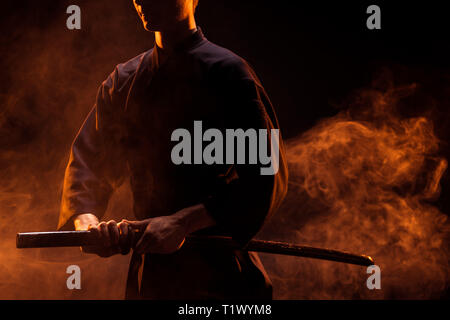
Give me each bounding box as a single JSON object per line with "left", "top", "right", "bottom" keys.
{"left": 124, "top": 203, "right": 216, "bottom": 254}
{"left": 74, "top": 213, "right": 135, "bottom": 257}
{"left": 125, "top": 214, "right": 187, "bottom": 254}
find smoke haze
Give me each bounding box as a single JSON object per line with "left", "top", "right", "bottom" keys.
{"left": 258, "top": 80, "right": 450, "bottom": 299}
{"left": 1, "top": 1, "right": 449, "bottom": 299}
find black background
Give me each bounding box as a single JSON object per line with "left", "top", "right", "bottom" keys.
{"left": 1, "top": 0, "right": 449, "bottom": 134}
{"left": 1, "top": 0, "right": 448, "bottom": 216}
{"left": 0, "top": 0, "right": 449, "bottom": 301}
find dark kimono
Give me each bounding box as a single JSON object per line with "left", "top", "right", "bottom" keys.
{"left": 58, "top": 28, "right": 288, "bottom": 299}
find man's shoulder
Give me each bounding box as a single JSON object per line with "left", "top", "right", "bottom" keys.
{"left": 116, "top": 50, "right": 149, "bottom": 75}
{"left": 104, "top": 49, "right": 152, "bottom": 91}
{"left": 193, "top": 40, "right": 255, "bottom": 82}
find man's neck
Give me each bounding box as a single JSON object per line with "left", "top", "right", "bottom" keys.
{"left": 154, "top": 17, "right": 197, "bottom": 52}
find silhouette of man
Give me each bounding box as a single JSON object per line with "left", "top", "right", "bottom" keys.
{"left": 58, "top": 0, "right": 288, "bottom": 299}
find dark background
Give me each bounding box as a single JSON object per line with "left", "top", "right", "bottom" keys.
{"left": 0, "top": 0, "right": 449, "bottom": 299}
{"left": 2, "top": 0, "right": 449, "bottom": 216}
{"left": 3, "top": 1, "right": 449, "bottom": 131}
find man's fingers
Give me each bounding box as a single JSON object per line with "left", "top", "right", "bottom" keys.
{"left": 82, "top": 219, "right": 150, "bottom": 256}
{"left": 118, "top": 222, "right": 128, "bottom": 240}
{"left": 125, "top": 219, "right": 147, "bottom": 231}
{"left": 80, "top": 221, "right": 124, "bottom": 257}
{"left": 118, "top": 221, "right": 131, "bottom": 255}
{"left": 98, "top": 222, "right": 110, "bottom": 247}
{"left": 88, "top": 225, "right": 100, "bottom": 239}
{"left": 107, "top": 220, "right": 120, "bottom": 246}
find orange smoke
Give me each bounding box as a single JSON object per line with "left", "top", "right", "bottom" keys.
{"left": 0, "top": 1, "right": 146, "bottom": 299}
{"left": 259, "top": 83, "right": 450, "bottom": 299}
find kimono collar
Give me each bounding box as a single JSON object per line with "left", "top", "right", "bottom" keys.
{"left": 157, "top": 27, "right": 205, "bottom": 53}
{"left": 125, "top": 28, "right": 205, "bottom": 112}
{"left": 151, "top": 27, "right": 205, "bottom": 68}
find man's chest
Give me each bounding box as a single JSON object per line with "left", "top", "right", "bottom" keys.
{"left": 135, "top": 70, "right": 224, "bottom": 138}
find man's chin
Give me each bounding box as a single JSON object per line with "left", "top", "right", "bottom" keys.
{"left": 141, "top": 16, "right": 166, "bottom": 32}
{"left": 143, "top": 21, "right": 160, "bottom": 32}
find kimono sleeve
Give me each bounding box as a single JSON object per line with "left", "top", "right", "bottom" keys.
{"left": 203, "top": 59, "right": 288, "bottom": 245}
{"left": 57, "top": 73, "right": 127, "bottom": 230}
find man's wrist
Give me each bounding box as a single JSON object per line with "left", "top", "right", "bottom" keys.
{"left": 174, "top": 203, "right": 216, "bottom": 235}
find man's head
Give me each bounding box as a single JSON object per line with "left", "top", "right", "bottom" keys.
{"left": 133, "top": 0, "right": 199, "bottom": 32}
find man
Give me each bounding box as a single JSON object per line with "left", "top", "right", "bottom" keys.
{"left": 58, "top": 0, "right": 288, "bottom": 299}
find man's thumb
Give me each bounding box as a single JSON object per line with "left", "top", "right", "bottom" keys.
{"left": 123, "top": 219, "right": 147, "bottom": 231}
